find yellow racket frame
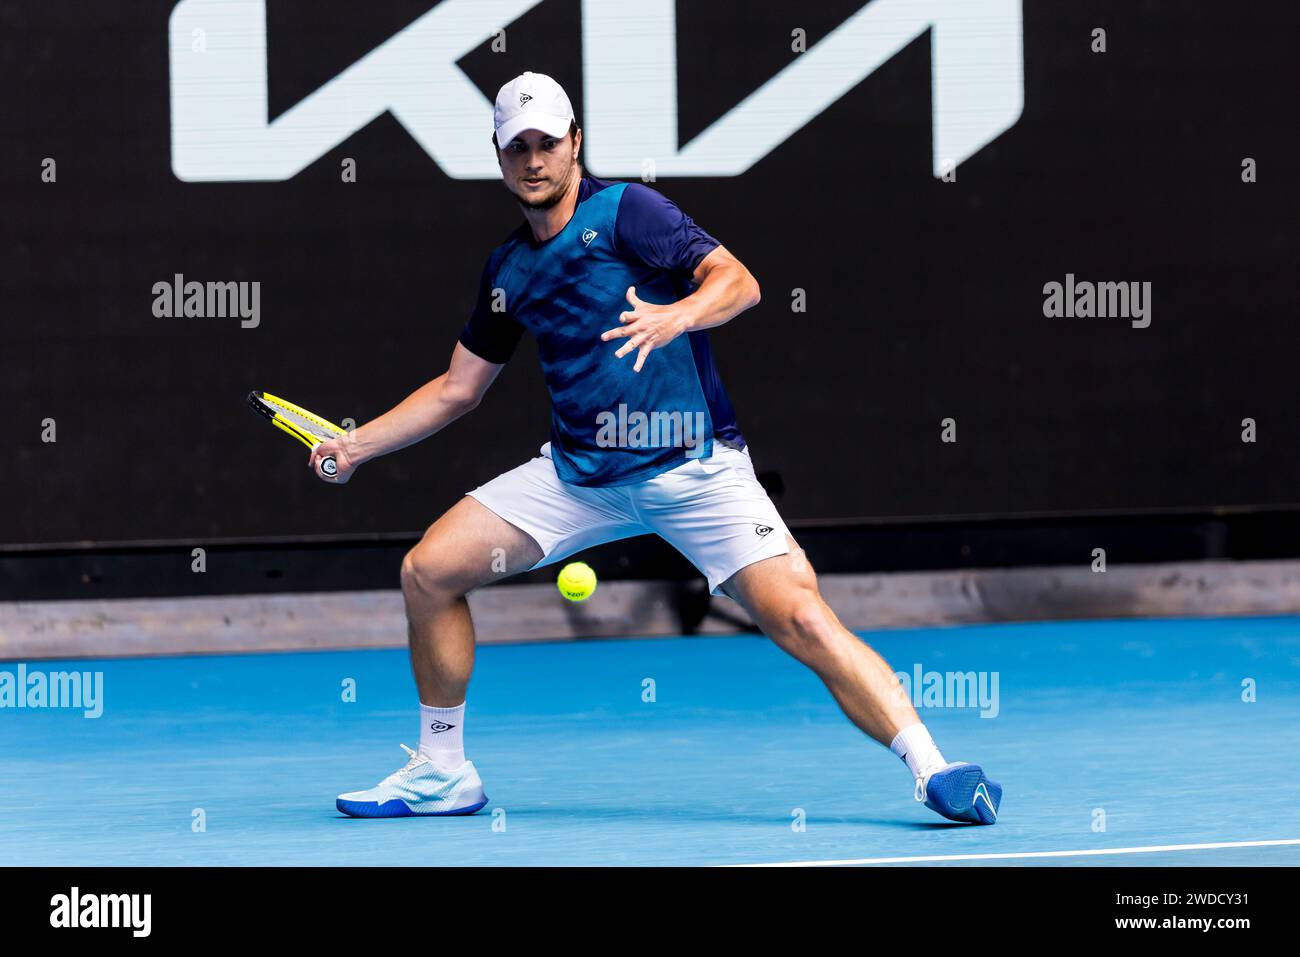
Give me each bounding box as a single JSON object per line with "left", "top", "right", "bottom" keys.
{"left": 259, "top": 392, "right": 346, "bottom": 450}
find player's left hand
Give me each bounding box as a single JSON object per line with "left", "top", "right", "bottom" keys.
{"left": 601, "top": 286, "right": 689, "bottom": 373}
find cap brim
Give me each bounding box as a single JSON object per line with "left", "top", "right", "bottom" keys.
{"left": 495, "top": 112, "right": 572, "bottom": 148}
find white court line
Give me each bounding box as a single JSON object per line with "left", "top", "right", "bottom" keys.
{"left": 732, "top": 838, "right": 1300, "bottom": 867}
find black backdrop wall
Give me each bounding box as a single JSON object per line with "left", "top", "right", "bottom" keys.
{"left": 4, "top": 0, "right": 1298, "bottom": 547}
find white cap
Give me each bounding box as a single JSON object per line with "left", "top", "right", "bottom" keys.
{"left": 493, "top": 71, "right": 575, "bottom": 148}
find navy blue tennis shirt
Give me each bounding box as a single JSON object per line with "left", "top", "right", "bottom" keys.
{"left": 459, "top": 175, "right": 746, "bottom": 487}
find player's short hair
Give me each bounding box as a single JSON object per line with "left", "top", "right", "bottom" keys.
{"left": 493, "top": 119, "right": 580, "bottom": 151}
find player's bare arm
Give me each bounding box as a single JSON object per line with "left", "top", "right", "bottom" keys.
{"left": 601, "top": 245, "right": 760, "bottom": 373}
{"left": 309, "top": 343, "right": 503, "bottom": 482}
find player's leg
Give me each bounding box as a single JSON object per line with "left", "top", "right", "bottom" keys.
{"left": 339, "top": 444, "right": 644, "bottom": 818}
{"left": 642, "top": 444, "right": 1001, "bottom": 824}
{"left": 719, "top": 547, "right": 1001, "bottom": 824}
{"left": 638, "top": 451, "right": 914, "bottom": 739}
{"left": 337, "top": 497, "right": 540, "bottom": 819}
{"left": 718, "top": 541, "right": 917, "bottom": 747}
{"left": 400, "top": 494, "right": 542, "bottom": 708}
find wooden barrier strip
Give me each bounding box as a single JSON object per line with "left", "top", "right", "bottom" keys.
{"left": 4, "top": 560, "right": 1300, "bottom": 660}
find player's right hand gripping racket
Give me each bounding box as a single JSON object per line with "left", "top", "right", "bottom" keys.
{"left": 247, "top": 391, "right": 347, "bottom": 477}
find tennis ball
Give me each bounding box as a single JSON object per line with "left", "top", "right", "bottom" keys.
{"left": 557, "top": 561, "right": 597, "bottom": 602}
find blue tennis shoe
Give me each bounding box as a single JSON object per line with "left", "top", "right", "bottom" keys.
{"left": 337, "top": 744, "right": 489, "bottom": 818}
{"left": 916, "top": 762, "right": 1001, "bottom": 825}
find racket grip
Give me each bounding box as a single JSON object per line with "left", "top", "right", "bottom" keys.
{"left": 319, "top": 455, "right": 338, "bottom": 478}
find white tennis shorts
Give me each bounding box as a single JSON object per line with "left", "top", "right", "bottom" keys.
{"left": 467, "top": 442, "right": 792, "bottom": 595}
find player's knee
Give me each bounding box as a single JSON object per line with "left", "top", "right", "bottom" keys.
{"left": 400, "top": 545, "right": 457, "bottom": 601}
{"left": 786, "top": 591, "right": 836, "bottom": 649}
{"left": 760, "top": 575, "right": 837, "bottom": 662}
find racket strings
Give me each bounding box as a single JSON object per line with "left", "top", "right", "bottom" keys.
{"left": 260, "top": 394, "right": 345, "bottom": 441}
{"left": 270, "top": 417, "right": 318, "bottom": 450}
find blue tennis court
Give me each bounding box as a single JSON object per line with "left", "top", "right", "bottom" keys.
{"left": 3, "top": 615, "right": 1297, "bottom": 867}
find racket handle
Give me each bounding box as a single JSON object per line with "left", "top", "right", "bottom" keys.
{"left": 319, "top": 455, "right": 338, "bottom": 478}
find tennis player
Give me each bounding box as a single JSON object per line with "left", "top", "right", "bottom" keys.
{"left": 318, "top": 72, "right": 1001, "bottom": 824}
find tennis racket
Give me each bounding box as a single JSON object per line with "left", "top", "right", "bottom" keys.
{"left": 247, "top": 391, "right": 347, "bottom": 477}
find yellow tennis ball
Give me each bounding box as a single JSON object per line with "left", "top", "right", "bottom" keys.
{"left": 557, "top": 561, "right": 597, "bottom": 602}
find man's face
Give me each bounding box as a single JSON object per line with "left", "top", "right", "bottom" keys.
{"left": 497, "top": 127, "right": 582, "bottom": 210}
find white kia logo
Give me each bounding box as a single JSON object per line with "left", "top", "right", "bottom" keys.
{"left": 169, "top": 0, "right": 1024, "bottom": 182}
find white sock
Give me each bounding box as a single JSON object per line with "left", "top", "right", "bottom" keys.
{"left": 890, "top": 722, "right": 947, "bottom": 780}
{"left": 419, "top": 701, "right": 466, "bottom": 770}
